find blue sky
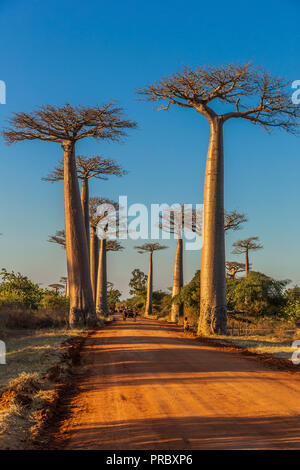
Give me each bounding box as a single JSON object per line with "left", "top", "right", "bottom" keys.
{"left": 0, "top": 0, "right": 299, "bottom": 296}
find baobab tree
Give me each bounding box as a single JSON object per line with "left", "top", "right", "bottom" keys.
{"left": 43, "top": 155, "right": 125, "bottom": 253}
{"left": 96, "top": 239, "right": 123, "bottom": 316}
{"left": 49, "top": 283, "right": 64, "bottom": 293}
{"left": 94, "top": 197, "right": 123, "bottom": 316}
{"left": 159, "top": 205, "right": 187, "bottom": 322}
{"left": 224, "top": 210, "right": 247, "bottom": 232}
{"left": 160, "top": 206, "right": 246, "bottom": 322}
{"left": 232, "top": 236, "right": 263, "bottom": 277}
{"left": 60, "top": 276, "right": 68, "bottom": 297}
{"left": 138, "top": 63, "right": 299, "bottom": 335}
{"left": 225, "top": 261, "right": 245, "bottom": 279}
{"left": 3, "top": 103, "right": 136, "bottom": 326}
{"left": 89, "top": 196, "right": 118, "bottom": 303}
{"left": 135, "top": 243, "right": 168, "bottom": 316}
{"left": 48, "top": 230, "right": 66, "bottom": 249}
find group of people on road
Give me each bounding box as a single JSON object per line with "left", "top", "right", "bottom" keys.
{"left": 115, "top": 305, "right": 190, "bottom": 331}
{"left": 116, "top": 305, "right": 138, "bottom": 321}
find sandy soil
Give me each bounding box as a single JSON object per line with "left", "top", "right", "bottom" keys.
{"left": 52, "top": 315, "right": 300, "bottom": 450}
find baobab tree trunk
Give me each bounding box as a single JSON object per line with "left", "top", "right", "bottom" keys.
{"left": 198, "top": 117, "right": 227, "bottom": 335}
{"left": 90, "top": 226, "right": 99, "bottom": 303}
{"left": 145, "top": 252, "right": 153, "bottom": 316}
{"left": 245, "top": 250, "right": 249, "bottom": 278}
{"left": 171, "top": 237, "right": 183, "bottom": 322}
{"left": 65, "top": 278, "right": 69, "bottom": 297}
{"left": 62, "top": 141, "right": 96, "bottom": 327}
{"left": 96, "top": 238, "right": 108, "bottom": 316}
{"left": 80, "top": 177, "right": 90, "bottom": 257}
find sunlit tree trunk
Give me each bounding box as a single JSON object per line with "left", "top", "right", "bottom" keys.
{"left": 80, "top": 177, "right": 90, "bottom": 258}
{"left": 96, "top": 238, "right": 108, "bottom": 316}
{"left": 62, "top": 141, "right": 96, "bottom": 327}
{"left": 65, "top": 278, "right": 69, "bottom": 297}
{"left": 245, "top": 250, "right": 249, "bottom": 278}
{"left": 145, "top": 252, "right": 153, "bottom": 315}
{"left": 171, "top": 237, "right": 183, "bottom": 322}
{"left": 90, "top": 226, "right": 99, "bottom": 303}
{"left": 198, "top": 117, "right": 227, "bottom": 335}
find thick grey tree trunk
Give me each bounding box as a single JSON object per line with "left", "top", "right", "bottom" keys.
{"left": 145, "top": 252, "right": 153, "bottom": 315}
{"left": 198, "top": 117, "right": 227, "bottom": 335}
{"left": 62, "top": 141, "right": 96, "bottom": 327}
{"left": 171, "top": 237, "right": 183, "bottom": 322}
{"left": 80, "top": 177, "right": 90, "bottom": 258}
{"left": 96, "top": 238, "right": 108, "bottom": 316}
{"left": 90, "top": 226, "right": 99, "bottom": 303}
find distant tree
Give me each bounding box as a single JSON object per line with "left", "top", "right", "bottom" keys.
{"left": 283, "top": 286, "right": 300, "bottom": 320}
{"left": 225, "top": 261, "right": 246, "bottom": 279}
{"left": 48, "top": 283, "right": 64, "bottom": 293}
{"left": 3, "top": 102, "right": 136, "bottom": 326}
{"left": 232, "top": 236, "right": 263, "bottom": 277}
{"left": 224, "top": 210, "right": 247, "bottom": 232}
{"left": 173, "top": 270, "right": 201, "bottom": 328}
{"left": 60, "top": 276, "right": 68, "bottom": 297}
{"left": 48, "top": 230, "right": 66, "bottom": 249}
{"left": 96, "top": 239, "right": 123, "bottom": 316}
{"left": 43, "top": 155, "right": 126, "bottom": 253}
{"left": 226, "top": 271, "right": 289, "bottom": 316}
{"left": 107, "top": 282, "right": 122, "bottom": 312}
{"left": 129, "top": 268, "right": 147, "bottom": 298}
{"left": 138, "top": 63, "right": 300, "bottom": 335}
{"left": 91, "top": 198, "right": 123, "bottom": 317}
{"left": 135, "top": 243, "right": 168, "bottom": 315}
{"left": 89, "top": 197, "right": 117, "bottom": 303}
{"left": 159, "top": 206, "right": 246, "bottom": 322}
{"left": 0, "top": 268, "right": 42, "bottom": 309}
{"left": 159, "top": 205, "right": 186, "bottom": 322}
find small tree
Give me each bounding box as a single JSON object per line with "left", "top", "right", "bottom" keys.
{"left": 225, "top": 261, "right": 245, "bottom": 279}
{"left": 48, "top": 283, "right": 64, "bottom": 293}
{"left": 232, "top": 236, "right": 263, "bottom": 277}
{"left": 135, "top": 243, "right": 168, "bottom": 315}
{"left": 0, "top": 269, "right": 42, "bottom": 309}
{"left": 138, "top": 63, "right": 299, "bottom": 335}
{"left": 129, "top": 268, "right": 147, "bottom": 298}
{"left": 3, "top": 103, "right": 136, "bottom": 326}
{"left": 107, "top": 282, "right": 122, "bottom": 312}
{"left": 43, "top": 155, "right": 126, "bottom": 253}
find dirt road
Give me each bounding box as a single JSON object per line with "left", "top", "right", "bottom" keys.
{"left": 53, "top": 316, "right": 300, "bottom": 449}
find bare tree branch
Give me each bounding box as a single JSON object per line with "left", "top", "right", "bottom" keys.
{"left": 137, "top": 64, "right": 300, "bottom": 132}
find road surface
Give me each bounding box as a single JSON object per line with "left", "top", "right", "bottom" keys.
{"left": 54, "top": 315, "right": 300, "bottom": 449}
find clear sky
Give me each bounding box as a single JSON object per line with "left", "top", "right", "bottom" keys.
{"left": 0, "top": 0, "right": 299, "bottom": 297}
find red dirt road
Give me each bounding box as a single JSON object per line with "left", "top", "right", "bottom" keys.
{"left": 54, "top": 316, "right": 300, "bottom": 449}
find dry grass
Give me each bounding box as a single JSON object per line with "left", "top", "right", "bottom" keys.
{"left": 0, "top": 328, "right": 84, "bottom": 392}
{"left": 215, "top": 330, "right": 300, "bottom": 360}
{"left": 0, "top": 328, "right": 85, "bottom": 449}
